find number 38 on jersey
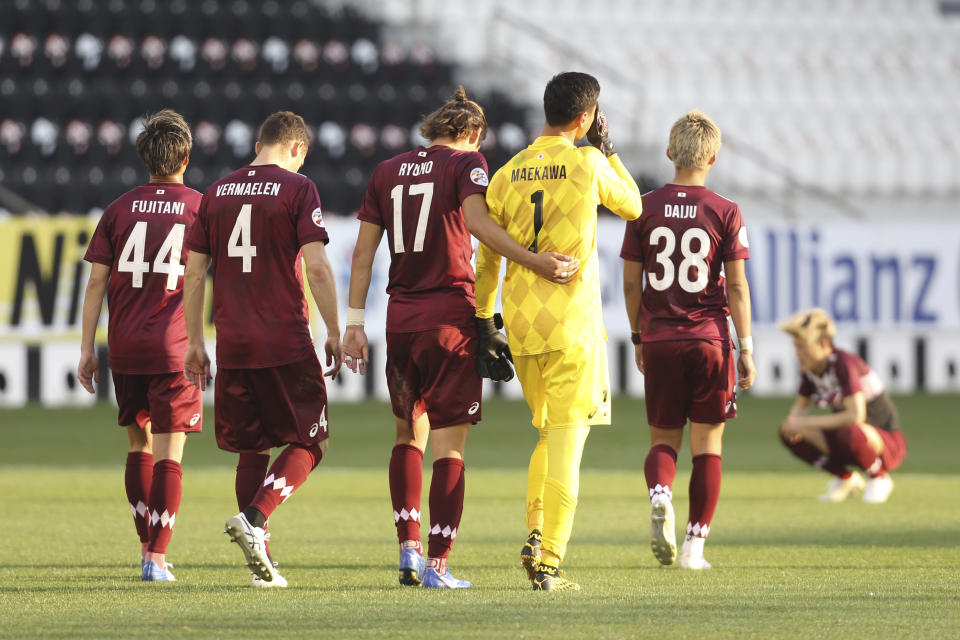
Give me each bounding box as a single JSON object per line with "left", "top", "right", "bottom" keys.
{"left": 647, "top": 226, "right": 711, "bottom": 293}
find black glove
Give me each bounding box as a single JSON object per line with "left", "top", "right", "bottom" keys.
{"left": 475, "top": 314, "right": 514, "bottom": 382}
{"left": 586, "top": 104, "right": 616, "bottom": 157}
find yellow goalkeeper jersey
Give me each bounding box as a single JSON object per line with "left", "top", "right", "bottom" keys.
{"left": 476, "top": 136, "right": 642, "bottom": 355}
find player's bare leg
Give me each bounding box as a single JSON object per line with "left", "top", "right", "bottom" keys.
{"left": 142, "top": 432, "right": 186, "bottom": 581}
{"left": 125, "top": 419, "right": 153, "bottom": 566}
{"left": 680, "top": 422, "right": 724, "bottom": 570}
{"left": 392, "top": 414, "right": 428, "bottom": 585}
{"left": 522, "top": 429, "right": 548, "bottom": 580}
{"left": 423, "top": 423, "right": 471, "bottom": 589}
{"left": 646, "top": 427, "right": 683, "bottom": 566}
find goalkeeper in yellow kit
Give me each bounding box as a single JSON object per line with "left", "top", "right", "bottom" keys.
{"left": 475, "top": 72, "right": 642, "bottom": 591}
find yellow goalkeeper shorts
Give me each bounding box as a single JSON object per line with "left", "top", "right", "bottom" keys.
{"left": 513, "top": 339, "right": 611, "bottom": 429}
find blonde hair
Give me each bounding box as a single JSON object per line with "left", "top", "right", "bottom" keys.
{"left": 419, "top": 86, "right": 487, "bottom": 143}
{"left": 668, "top": 109, "right": 721, "bottom": 170}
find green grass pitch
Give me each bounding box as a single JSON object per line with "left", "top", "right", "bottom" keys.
{"left": 2, "top": 394, "right": 958, "bottom": 639}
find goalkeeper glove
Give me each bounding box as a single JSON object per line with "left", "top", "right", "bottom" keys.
{"left": 586, "top": 104, "right": 616, "bottom": 157}
{"left": 475, "top": 314, "right": 514, "bottom": 382}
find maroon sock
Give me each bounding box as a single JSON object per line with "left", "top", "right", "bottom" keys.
{"left": 780, "top": 431, "right": 849, "bottom": 477}
{"left": 236, "top": 453, "right": 272, "bottom": 553}
{"left": 125, "top": 452, "right": 153, "bottom": 543}
{"left": 147, "top": 460, "right": 182, "bottom": 554}
{"left": 687, "top": 454, "right": 722, "bottom": 539}
{"left": 390, "top": 444, "right": 423, "bottom": 545}
{"left": 835, "top": 426, "right": 883, "bottom": 476}
{"left": 427, "top": 457, "right": 465, "bottom": 559}
{"left": 644, "top": 444, "right": 678, "bottom": 502}
{"left": 249, "top": 444, "right": 321, "bottom": 519}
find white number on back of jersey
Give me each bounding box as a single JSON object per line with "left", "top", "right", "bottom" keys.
{"left": 118, "top": 221, "right": 186, "bottom": 290}
{"left": 648, "top": 226, "right": 711, "bottom": 293}
{"left": 389, "top": 182, "right": 435, "bottom": 253}
{"left": 118, "top": 221, "right": 150, "bottom": 288}
{"left": 228, "top": 203, "right": 257, "bottom": 272}
{"left": 153, "top": 223, "right": 185, "bottom": 290}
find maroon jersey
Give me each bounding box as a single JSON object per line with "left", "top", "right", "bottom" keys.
{"left": 620, "top": 184, "right": 749, "bottom": 344}
{"left": 84, "top": 183, "right": 202, "bottom": 374}
{"left": 185, "top": 164, "right": 328, "bottom": 369}
{"left": 357, "top": 145, "right": 489, "bottom": 332}
{"left": 798, "top": 349, "right": 900, "bottom": 431}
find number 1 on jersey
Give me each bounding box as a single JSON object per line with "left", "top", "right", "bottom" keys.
{"left": 528, "top": 190, "right": 544, "bottom": 253}
{"left": 390, "top": 182, "right": 434, "bottom": 253}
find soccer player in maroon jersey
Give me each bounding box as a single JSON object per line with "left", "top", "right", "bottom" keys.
{"left": 78, "top": 109, "right": 203, "bottom": 582}
{"left": 621, "top": 110, "right": 756, "bottom": 570}
{"left": 342, "top": 88, "right": 578, "bottom": 588}
{"left": 182, "top": 111, "right": 343, "bottom": 588}
{"left": 778, "top": 308, "right": 906, "bottom": 503}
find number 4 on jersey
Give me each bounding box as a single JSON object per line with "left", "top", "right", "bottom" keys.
{"left": 228, "top": 203, "right": 257, "bottom": 272}
{"left": 117, "top": 221, "right": 186, "bottom": 290}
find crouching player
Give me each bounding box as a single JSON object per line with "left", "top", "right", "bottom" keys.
{"left": 78, "top": 110, "right": 203, "bottom": 581}
{"left": 779, "top": 308, "right": 906, "bottom": 503}
{"left": 343, "top": 87, "right": 577, "bottom": 588}
{"left": 622, "top": 110, "right": 755, "bottom": 570}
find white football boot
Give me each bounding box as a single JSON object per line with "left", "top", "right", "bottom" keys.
{"left": 224, "top": 513, "right": 279, "bottom": 584}
{"left": 649, "top": 494, "right": 677, "bottom": 566}
{"left": 862, "top": 474, "right": 894, "bottom": 504}
{"left": 678, "top": 535, "right": 711, "bottom": 570}
{"left": 818, "top": 472, "right": 866, "bottom": 502}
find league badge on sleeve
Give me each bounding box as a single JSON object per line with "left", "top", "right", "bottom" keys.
{"left": 312, "top": 207, "right": 325, "bottom": 228}
{"left": 470, "top": 167, "right": 489, "bottom": 187}
{"left": 738, "top": 226, "right": 749, "bottom": 248}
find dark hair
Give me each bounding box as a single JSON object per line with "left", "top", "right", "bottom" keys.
{"left": 543, "top": 72, "right": 600, "bottom": 126}
{"left": 419, "top": 86, "right": 487, "bottom": 143}
{"left": 258, "top": 110, "right": 310, "bottom": 146}
{"left": 135, "top": 109, "right": 192, "bottom": 177}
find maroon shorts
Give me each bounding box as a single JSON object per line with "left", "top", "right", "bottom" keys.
{"left": 112, "top": 371, "right": 203, "bottom": 434}
{"left": 642, "top": 339, "right": 737, "bottom": 428}
{"left": 214, "top": 355, "right": 329, "bottom": 453}
{"left": 386, "top": 326, "right": 482, "bottom": 429}
{"left": 878, "top": 429, "right": 906, "bottom": 472}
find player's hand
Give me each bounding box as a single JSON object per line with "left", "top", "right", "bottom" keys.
{"left": 324, "top": 334, "right": 343, "bottom": 380}
{"left": 184, "top": 343, "right": 211, "bottom": 391}
{"left": 634, "top": 344, "right": 644, "bottom": 375}
{"left": 586, "top": 104, "right": 616, "bottom": 157}
{"left": 737, "top": 351, "right": 756, "bottom": 390}
{"left": 342, "top": 325, "right": 369, "bottom": 375}
{"left": 780, "top": 415, "right": 808, "bottom": 442}
{"left": 530, "top": 252, "right": 580, "bottom": 284}
{"left": 77, "top": 350, "right": 99, "bottom": 394}
{"left": 475, "top": 314, "right": 514, "bottom": 382}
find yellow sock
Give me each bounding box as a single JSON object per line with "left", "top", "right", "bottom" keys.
{"left": 540, "top": 425, "right": 590, "bottom": 565}
{"left": 526, "top": 430, "right": 548, "bottom": 532}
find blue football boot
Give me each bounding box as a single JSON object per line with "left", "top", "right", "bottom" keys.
{"left": 422, "top": 567, "right": 471, "bottom": 589}
{"left": 141, "top": 559, "right": 176, "bottom": 582}
{"left": 398, "top": 547, "right": 425, "bottom": 586}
